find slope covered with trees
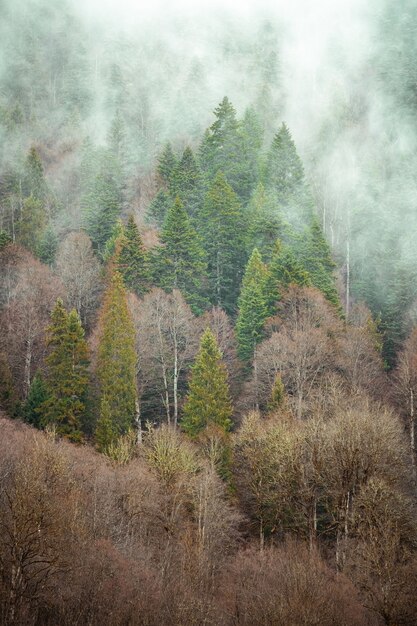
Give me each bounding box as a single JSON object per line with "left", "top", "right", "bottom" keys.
{"left": 1, "top": 0, "right": 417, "bottom": 623}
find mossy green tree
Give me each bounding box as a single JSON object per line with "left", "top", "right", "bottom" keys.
{"left": 182, "top": 328, "right": 233, "bottom": 437}
{"left": 40, "top": 300, "right": 90, "bottom": 441}
{"left": 198, "top": 171, "right": 248, "bottom": 314}
{"left": 236, "top": 248, "right": 270, "bottom": 363}
{"left": 95, "top": 271, "right": 138, "bottom": 447}
{"left": 152, "top": 197, "right": 208, "bottom": 313}
{"left": 116, "top": 214, "right": 150, "bottom": 296}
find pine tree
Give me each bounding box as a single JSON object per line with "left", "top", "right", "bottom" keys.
{"left": 37, "top": 226, "right": 58, "bottom": 265}
{"left": 199, "top": 97, "right": 249, "bottom": 201}
{"left": 0, "top": 231, "right": 12, "bottom": 250}
{"left": 157, "top": 142, "right": 177, "bottom": 188}
{"left": 248, "top": 183, "right": 285, "bottom": 260}
{"left": 116, "top": 215, "right": 150, "bottom": 296}
{"left": 146, "top": 189, "right": 172, "bottom": 227}
{"left": 266, "top": 239, "right": 311, "bottom": 312}
{"left": 198, "top": 172, "right": 248, "bottom": 314}
{"left": 17, "top": 196, "right": 47, "bottom": 254}
{"left": 182, "top": 328, "right": 232, "bottom": 437}
{"left": 96, "top": 271, "right": 138, "bottom": 439}
{"left": 264, "top": 123, "right": 304, "bottom": 201}
{"left": 236, "top": 248, "right": 270, "bottom": 362}
{"left": 95, "top": 395, "right": 117, "bottom": 452}
{"left": 298, "top": 217, "right": 340, "bottom": 309}
{"left": 40, "top": 301, "right": 90, "bottom": 440}
{"left": 23, "top": 146, "right": 48, "bottom": 202}
{"left": 153, "top": 197, "right": 208, "bottom": 313}
{"left": 171, "top": 146, "right": 204, "bottom": 216}
{"left": 24, "top": 373, "right": 48, "bottom": 428}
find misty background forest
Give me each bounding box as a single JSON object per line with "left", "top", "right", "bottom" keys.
{"left": 1, "top": 0, "right": 417, "bottom": 624}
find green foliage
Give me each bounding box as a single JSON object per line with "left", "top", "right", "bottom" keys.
{"left": 267, "top": 374, "right": 286, "bottom": 413}
{"left": 37, "top": 226, "right": 58, "bottom": 265}
{"left": 182, "top": 328, "right": 233, "bottom": 437}
{"left": 248, "top": 183, "right": 285, "bottom": 260}
{"left": 152, "top": 197, "right": 208, "bottom": 313}
{"left": 116, "top": 215, "right": 150, "bottom": 296}
{"left": 16, "top": 196, "right": 47, "bottom": 254}
{"left": 298, "top": 217, "right": 340, "bottom": 309}
{"left": 102, "top": 219, "right": 124, "bottom": 262}
{"left": 23, "top": 147, "right": 48, "bottom": 202}
{"left": 146, "top": 189, "right": 172, "bottom": 227}
{"left": 95, "top": 395, "right": 118, "bottom": 452}
{"left": 171, "top": 146, "right": 204, "bottom": 216}
{"left": 0, "top": 352, "right": 19, "bottom": 418}
{"left": 198, "top": 171, "right": 248, "bottom": 314}
{"left": 266, "top": 239, "right": 311, "bottom": 312}
{"left": 236, "top": 248, "right": 270, "bottom": 362}
{"left": 96, "top": 271, "right": 138, "bottom": 440}
{"left": 200, "top": 97, "right": 258, "bottom": 203}
{"left": 264, "top": 123, "right": 304, "bottom": 201}
{"left": 83, "top": 150, "right": 124, "bottom": 255}
{"left": 0, "top": 231, "right": 12, "bottom": 250}
{"left": 40, "top": 301, "right": 90, "bottom": 441}
{"left": 157, "top": 142, "right": 177, "bottom": 187}
{"left": 24, "top": 373, "right": 48, "bottom": 428}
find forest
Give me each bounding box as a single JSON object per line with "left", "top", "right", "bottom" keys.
{"left": 1, "top": 0, "right": 417, "bottom": 624}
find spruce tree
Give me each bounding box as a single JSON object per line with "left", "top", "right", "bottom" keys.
{"left": 182, "top": 328, "right": 232, "bottom": 437}
{"left": 96, "top": 271, "right": 138, "bottom": 439}
{"left": 266, "top": 239, "right": 311, "bottom": 312}
{"left": 198, "top": 172, "right": 248, "bottom": 314}
{"left": 157, "top": 142, "right": 177, "bottom": 188}
{"left": 24, "top": 373, "right": 48, "bottom": 428}
{"left": 146, "top": 189, "right": 172, "bottom": 227}
{"left": 153, "top": 197, "right": 208, "bottom": 313}
{"left": 23, "top": 146, "right": 48, "bottom": 202}
{"left": 298, "top": 217, "right": 340, "bottom": 309}
{"left": 236, "top": 248, "right": 270, "bottom": 362}
{"left": 95, "top": 395, "right": 117, "bottom": 451}
{"left": 248, "top": 183, "right": 285, "bottom": 260}
{"left": 116, "top": 215, "right": 150, "bottom": 296}
{"left": 171, "top": 146, "right": 204, "bottom": 216}
{"left": 40, "top": 301, "right": 90, "bottom": 441}
{"left": 264, "top": 123, "right": 304, "bottom": 201}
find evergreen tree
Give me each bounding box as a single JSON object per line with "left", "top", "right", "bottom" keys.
{"left": 239, "top": 107, "right": 264, "bottom": 203}
{"left": 198, "top": 172, "right": 248, "bottom": 314}
{"left": 266, "top": 239, "right": 311, "bottom": 312}
{"left": 0, "top": 352, "right": 19, "bottom": 417}
{"left": 153, "top": 197, "right": 208, "bottom": 313}
{"left": 157, "top": 142, "right": 177, "bottom": 188}
{"left": 298, "top": 217, "right": 340, "bottom": 308}
{"left": 0, "top": 231, "right": 12, "bottom": 250}
{"left": 236, "top": 248, "right": 270, "bottom": 362}
{"left": 199, "top": 97, "right": 251, "bottom": 202}
{"left": 23, "top": 146, "right": 48, "bottom": 202}
{"left": 171, "top": 146, "right": 204, "bottom": 216}
{"left": 116, "top": 215, "right": 150, "bottom": 296}
{"left": 182, "top": 328, "right": 232, "bottom": 437}
{"left": 84, "top": 151, "right": 124, "bottom": 255}
{"left": 40, "top": 301, "right": 90, "bottom": 441}
{"left": 264, "top": 123, "right": 304, "bottom": 201}
{"left": 248, "top": 183, "right": 285, "bottom": 260}
{"left": 102, "top": 219, "right": 124, "bottom": 262}
{"left": 17, "top": 196, "right": 47, "bottom": 253}
{"left": 96, "top": 271, "right": 138, "bottom": 439}
{"left": 24, "top": 373, "right": 48, "bottom": 428}
{"left": 37, "top": 226, "right": 58, "bottom": 265}
{"left": 95, "top": 395, "right": 117, "bottom": 452}
{"left": 146, "top": 189, "right": 172, "bottom": 227}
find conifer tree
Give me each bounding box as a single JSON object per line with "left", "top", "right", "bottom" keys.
{"left": 95, "top": 395, "right": 117, "bottom": 451}
{"left": 264, "top": 123, "right": 304, "bottom": 201}
{"left": 298, "top": 217, "right": 340, "bottom": 309}
{"left": 171, "top": 146, "right": 204, "bottom": 216}
{"left": 0, "top": 231, "right": 12, "bottom": 250}
{"left": 96, "top": 271, "right": 138, "bottom": 439}
{"left": 23, "top": 146, "right": 48, "bottom": 202}
{"left": 236, "top": 248, "right": 270, "bottom": 362}
{"left": 16, "top": 196, "right": 47, "bottom": 253}
{"left": 182, "top": 328, "right": 232, "bottom": 437}
{"left": 37, "top": 226, "right": 58, "bottom": 265}
{"left": 157, "top": 142, "right": 177, "bottom": 188}
{"left": 116, "top": 215, "right": 150, "bottom": 296}
{"left": 198, "top": 172, "right": 248, "bottom": 314}
{"left": 248, "top": 183, "right": 285, "bottom": 260}
{"left": 146, "top": 189, "right": 172, "bottom": 227}
{"left": 153, "top": 197, "right": 208, "bottom": 313}
{"left": 40, "top": 300, "right": 90, "bottom": 440}
{"left": 24, "top": 373, "right": 48, "bottom": 428}
{"left": 266, "top": 239, "right": 311, "bottom": 312}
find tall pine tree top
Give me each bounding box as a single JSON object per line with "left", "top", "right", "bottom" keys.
{"left": 157, "top": 142, "right": 177, "bottom": 188}
{"left": 96, "top": 270, "right": 138, "bottom": 437}
{"left": 153, "top": 197, "right": 207, "bottom": 313}
{"left": 171, "top": 146, "right": 204, "bottom": 217}
{"left": 181, "top": 328, "right": 232, "bottom": 437}
{"left": 264, "top": 123, "right": 304, "bottom": 198}
{"left": 198, "top": 171, "right": 248, "bottom": 314}
{"left": 236, "top": 248, "right": 270, "bottom": 362}
{"left": 116, "top": 214, "right": 150, "bottom": 296}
